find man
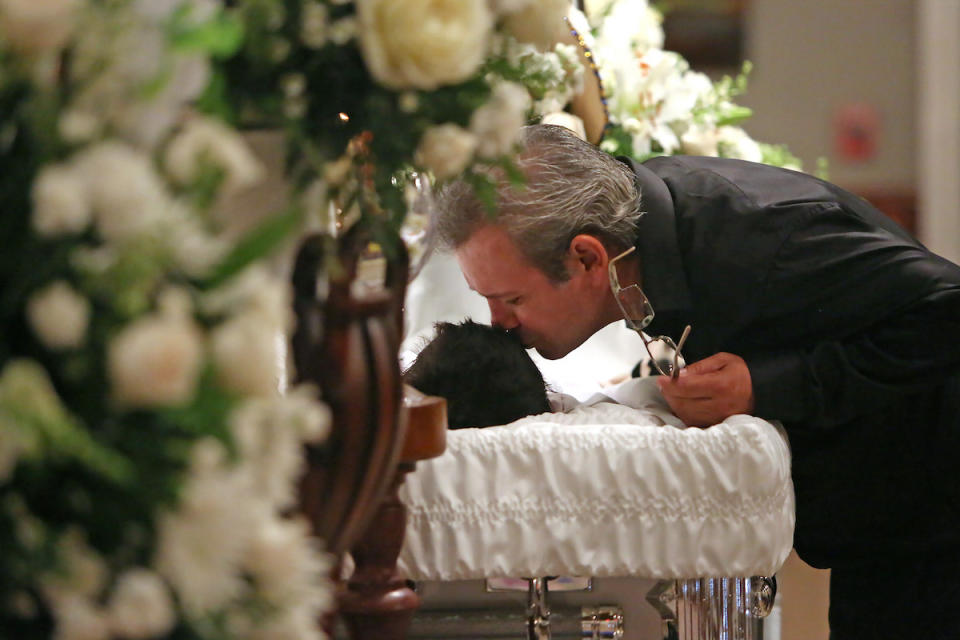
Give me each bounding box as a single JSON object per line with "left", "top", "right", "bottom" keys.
{"left": 435, "top": 124, "right": 960, "bottom": 638}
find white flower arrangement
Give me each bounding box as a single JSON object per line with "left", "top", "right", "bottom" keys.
{"left": 2, "top": 2, "right": 338, "bottom": 638}
{"left": 578, "top": 0, "right": 802, "bottom": 169}
{"left": 0, "top": 1, "right": 585, "bottom": 639}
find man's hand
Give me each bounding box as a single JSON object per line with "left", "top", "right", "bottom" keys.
{"left": 656, "top": 352, "right": 755, "bottom": 427}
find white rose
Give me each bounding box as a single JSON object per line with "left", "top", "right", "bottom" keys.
{"left": 108, "top": 313, "right": 203, "bottom": 408}
{"left": 356, "top": 0, "right": 493, "bottom": 90}
{"left": 164, "top": 117, "right": 265, "bottom": 194}
{"left": 107, "top": 569, "right": 176, "bottom": 639}
{"left": 0, "top": 0, "right": 79, "bottom": 54}
{"left": 470, "top": 82, "right": 531, "bottom": 158}
{"left": 414, "top": 124, "right": 477, "bottom": 180}
{"left": 31, "top": 163, "right": 91, "bottom": 237}
{"left": 26, "top": 281, "right": 90, "bottom": 350}
{"left": 501, "top": 0, "right": 569, "bottom": 51}
{"left": 211, "top": 314, "right": 282, "bottom": 397}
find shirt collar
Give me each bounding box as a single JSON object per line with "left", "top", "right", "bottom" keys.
{"left": 616, "top": 156, "right": 693, "bottom": 329}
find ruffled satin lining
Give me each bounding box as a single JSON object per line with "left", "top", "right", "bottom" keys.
{"left": 399, "top": 406, "right": 794, "bottom": 581}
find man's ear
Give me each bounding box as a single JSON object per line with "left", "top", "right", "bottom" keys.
{"left": 568, "top": 234, "right": 609, "bottom": 274}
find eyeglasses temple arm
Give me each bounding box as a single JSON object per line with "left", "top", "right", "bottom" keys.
{"left": 670, "top": 324, "right": 692, "bottom": 381}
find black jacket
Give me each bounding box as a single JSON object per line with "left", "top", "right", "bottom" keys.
{"left": 624, "top": 154, "right": 960, "bottom": 568}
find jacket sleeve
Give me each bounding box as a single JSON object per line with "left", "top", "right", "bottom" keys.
{"left": 744, "top": 202, "right": 960, "bottom": 430}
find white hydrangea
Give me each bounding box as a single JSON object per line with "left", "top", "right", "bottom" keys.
{"left": 500, "top": 0, "right": 569, "bottom": 51}
{"left": 470, "top": 82, "right": 531, "bottom": 159}
{"left": 31, "top": 163, "right": 91, "bottom": 237}
{"left": 161, "top": 203, "right": 231, "bottom": 278}
{"left": 67, "top": 6, "right": 210, "bottom": 148}
{"left": 414, "top": 124, "right": 478, "bottom": 180}
{"left": 154, "top": 438, "right": 257, "bottom": 616}
{"left": 26, "top": 281, "right": 90, "bottom": 350}
{"left": 107, "top": 311, "right": 204, "bottom": 408}
{"left": 200, "top": 266, "right": 293, "bottom": 330}
{"left": 491, "top": 36, "right": 584, "bottom": 116}
{"left": 73, "top": 141, "right": 170, "bottom": 243}
{"left": 114, "top": 54, "right": 211, "bottom": 148}
{"left": 230, "top": 388, "right": 331, "bottom": 508}
{"left": 106, "top": 568, "right": 176, "bottom": 639}
{"left": 243, "top": 516, "right": 332, "bottom": 607}
{"left": 164, "top": 116, "right": 266, "bottom": 195}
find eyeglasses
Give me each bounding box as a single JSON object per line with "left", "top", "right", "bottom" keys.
{"left": 608, "top": 246, "right": 691, "bottom": 380}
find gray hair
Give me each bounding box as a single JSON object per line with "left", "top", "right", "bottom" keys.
{"left": 434, "top": 124, "right": 642, "bottom": 281}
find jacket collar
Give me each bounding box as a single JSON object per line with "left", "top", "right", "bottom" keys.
{"left": 616, "top": 156, "right": 693, "bottom": 332}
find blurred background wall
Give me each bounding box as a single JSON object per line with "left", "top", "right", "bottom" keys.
{"left": 664, "top": 0, "right": 960, "bottom": 264}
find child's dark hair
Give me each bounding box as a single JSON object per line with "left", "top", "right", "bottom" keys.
{"left": 403, "top": 320, "right": 552, "bottom": 429}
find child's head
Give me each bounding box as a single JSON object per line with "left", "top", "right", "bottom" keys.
{"left": 403, "top": 320, "right": 552, "bottom": 429}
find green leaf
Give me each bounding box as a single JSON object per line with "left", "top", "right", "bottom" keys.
{"left": 195, "top": 69, "right": 236, "bottom": 123}
{"left": 716, "top": 106, "right": 753, "bottom": 126}
{"left": 157, "top": 367, "right": 235, "bottom": 444}
{"left": 0, "top": 360, "right": 134, "bottom": 485}
{"left": 169, "top": 6, "right": 244, "bottom": 59}
{"left": 201, "top": 205, "right": 303, "bottom": 289}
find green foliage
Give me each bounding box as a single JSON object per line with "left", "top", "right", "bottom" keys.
{"left": 168, "top": 4, "right": 245, "bottom": 59}
{"left": 202, "top": 205, "right": 303, "bottom": 289}
{"left": 0, "top": 361, "right": 133, "bottom": 485}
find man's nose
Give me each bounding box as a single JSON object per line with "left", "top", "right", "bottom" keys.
{"left": 488, "top": 300, "right": 518, "bottom": 330}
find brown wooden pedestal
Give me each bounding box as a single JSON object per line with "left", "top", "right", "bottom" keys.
{"left": 339, "top": 388, "right": 448, "bottom": 640}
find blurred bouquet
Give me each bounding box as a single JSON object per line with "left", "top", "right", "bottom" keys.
{"left": 212, "top": 0, "right": 586, "bottom": 258}
{"left": 578, "top": 0, "right": 802, "bottom": 169}
{"left": 0, "top": 1, "right": 338, "bottom": 639}
{"left": 0, "top": 0, "right": 585, "bottom": 638}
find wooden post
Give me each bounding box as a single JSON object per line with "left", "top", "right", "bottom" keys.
{"left": 340, "top": 390, "right": 447, "bottom": 640}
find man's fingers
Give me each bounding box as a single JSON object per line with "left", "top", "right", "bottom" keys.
{"left": 682, "top": 352, "right": 734, "bottom": 376}
{"left": 657, "top": 368, "right": 729, "bottom": 399}
{"left": 656, "top": 352, "right": 756, "bottom": 426}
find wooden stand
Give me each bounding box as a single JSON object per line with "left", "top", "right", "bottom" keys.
{"left": 339, "top": 389, "right": 447, "bottom": 640}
